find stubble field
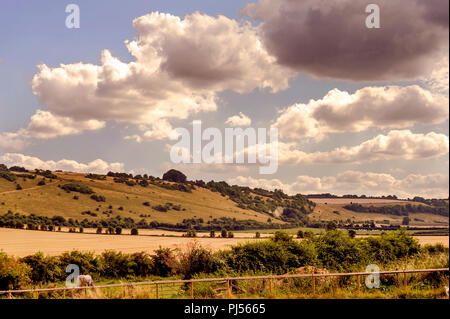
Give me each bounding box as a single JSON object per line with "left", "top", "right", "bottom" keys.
{"left": 1, "top": 227, "right": 447, "bottom": 258}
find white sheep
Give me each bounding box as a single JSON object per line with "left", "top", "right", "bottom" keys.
{"left": 78, "top": 275, "right": 94, "bottom": 287}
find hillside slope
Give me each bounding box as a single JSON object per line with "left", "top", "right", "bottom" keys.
{"left": 0, "top": 171, "right": 284, "bottom": 226}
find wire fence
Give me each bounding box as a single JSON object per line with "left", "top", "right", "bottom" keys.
{"left": 0, "top": 268, "right": 448, "bottom": 299}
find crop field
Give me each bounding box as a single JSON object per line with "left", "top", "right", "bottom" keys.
{"left": 308, "top": 202, "right": 448, "bottom": 226}
{"left": 1, "top": 227, "right": 448, "bottom": 258}
{"left": 0, "top": 227, "right": 265, "bottom": 257}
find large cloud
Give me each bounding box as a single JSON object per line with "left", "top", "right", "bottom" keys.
{"left": 278, "top": 130, "right": 449, "bottom": 165}
{"left": 272, "top": 85, "right": 449, "bottom": 139}
{"left": 242, "top": 0, "right": 449, "bottom": 81}
{"left": 0, "top": 153, "right": 124, "bottom": 174}
{"left": 229, "top": 171, "right": 449, "bottom": 198}
{"left": 31, "top": 12, "right": 292, "bottom": 127}
{"left": 0, "top": 110, "right": 105, "bottom": 151}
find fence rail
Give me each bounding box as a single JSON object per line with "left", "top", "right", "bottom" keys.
{"left": 1, "top": 268, "right": 448, "bottom": 298}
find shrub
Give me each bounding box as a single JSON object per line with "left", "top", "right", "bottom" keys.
{"left": 297, "top": 230, "right": 304, "bottom": 238}
{"left": 363, "top": 229, "right": 420, "bottom": 264}
{"left": 131, "top": 228, "right": 139, "bottom": 235}
{"left": 19, "top": 253, "right": 62, "bottom": 283}
{"left": 227, "top": 231, "right": 234, "bottom": 238}
{"left": 129, "top": 252, "right": 153, "bottom": 278}
{"left": 423, "top": 243, "right": 447, "bottom": 254}
{"left": 0, "top": 252, "right": 32, "bottom": 290}
{"left": 16, "top": 184, "right": 22, "bottom": 190}
{"left": 61, "top": 183, "right": 94, "bottom": 194}
{"left": 348, "top": 229, "right": 356, "bottom": 239}
{"left": 177, "top": 242, "right": 221, "bottom": 279}
{"left": 37, "top": 179, "right": 46, "bottom": 186}
{"left": 79, "top": 227, "right": 84, "bottom": 233}
{"left": 99, "top": 251, "right": 134, "bottom": 278}
{"left": 151, "top": 247, "right": 177, "bottom": 277}
{"left": 272, "top": 231, "right": 292, "bottom": 243}
{"left": 90, "top": 194, "right": 106, "bottom": 202}
{"left": 152, "top": 204, "right": 168, "bottom": 212}
{"left": 162, "top": 169, "right": 187, "bottom": 183}
{"left": 58, "top": 251, "right": 99, "bottom": 276}
{"left": 96, "top": 227, "right": 103, "bottom": 234}
{"left": 0, "top": 170, "right": 17, "bottom": 182}
{"left": 210, "top": 231, "right": 215, "bottom": 238}
{"left": 221, "top": 229, "right": 228, "bottom": 238}
{"left": 255, "top": 232, "right": 261, "bottom": 238}
{"left": 309, "top": 230, "right": 367, "bottom": 272}
{"left": 115, "top": 227, "right": 122, "bottom": 235}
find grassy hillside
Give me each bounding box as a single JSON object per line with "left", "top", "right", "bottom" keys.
{"left": 0, "top": 166, "right": 447, "bottom": 231}
{"left": 0, "top": 171, "right": 281, "bottom": 226}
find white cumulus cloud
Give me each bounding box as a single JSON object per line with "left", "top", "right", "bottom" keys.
{"left": 272, "top": 85, "right": 449, "bottom": 140}
{"left": 0, "top": 153, "right": 124, "bottom": 174}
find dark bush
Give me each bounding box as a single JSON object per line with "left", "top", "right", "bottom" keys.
{"left": 61, "top": 183, "right": 94, "bottom": 194}
{"left": 151, "top": 248, "right": 177, "bottom": 277}
{"left": 162, "top": 169, "right": 187, "bottom": 183}
{"left": 90, "top": 194, "right": 106, "bottom": 202}
{"left": 177, "top": 242, "right": 221, "bottom": 279}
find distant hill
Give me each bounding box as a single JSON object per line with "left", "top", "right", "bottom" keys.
{"left": 0, "top": 167, "right": 314, "bottom": 231}
{"left": 1, "top": 166, "right": 447, "bottom": 231}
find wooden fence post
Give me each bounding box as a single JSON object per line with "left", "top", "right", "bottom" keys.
{"left": 226, "top": 280, "right": 231, "bottom": 298}
{"left": 269, "top": 278, "right": 273, "bottom": 293}
{"left": 403, "top": 272, "right": 407, "bottom": 289}
{"left": 155, "top": 283, "right": 159, "bottom": 299}
{"left": 311, "top": 274, "right": 315, "bottom": 296}
{"left": 190, "top": 281, "right": 194, "bottom": 299}
{"left": 356, "top": 275, "right": 360, "bottom": 295}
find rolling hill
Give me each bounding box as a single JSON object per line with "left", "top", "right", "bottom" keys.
{"left": 0, "top": 165, "right": 448, "bottom": 231}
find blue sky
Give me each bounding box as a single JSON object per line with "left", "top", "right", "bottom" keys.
{"left": 0, "top": 0, "right": 448, "bottom": 198}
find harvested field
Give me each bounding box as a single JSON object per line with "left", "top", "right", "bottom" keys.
{"left": 1, "top": 228, "right": 448, "bottom": 258}
{"left": 0, "top": 228, "right": 263, "bottom": 257}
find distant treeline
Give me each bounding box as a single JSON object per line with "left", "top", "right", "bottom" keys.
{"left": 0, "top": 211, "right": 305, "bottom": 232}
{"left": 306, "top": 193, "right": 400, "bottom": 199}
{"left": 343, "top": 202, "right": 449, "bottom": 217}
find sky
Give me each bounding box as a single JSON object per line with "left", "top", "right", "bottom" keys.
{"left": 0, "top": 0, "right": 448, "bottom": 198}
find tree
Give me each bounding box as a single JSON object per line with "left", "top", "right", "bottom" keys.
{"left": 96, "top": 227, "right": 103, "bottom": 234}
{"left": 210, "top": 230, "right": 215, "bottom": 238}
{"left": 115, "top": 227, "right": 122, "bottom": 235}
{"left": 297, "top": 230, "right": 304, "bottom": 238}
{"left": 348, "top": 229, "right": 356, "bottom": 239}
{"left": 221, "top": 229, "right": 228, "bottom": 238}
{"left": 162, "top": 169, "right": 187, "bottom": 183}
{"left": 325, "top": 221, "right": 337, "bottom": 231}
{"left": 272, "top": 231, "right": 292, "bottom": 242}
{"left": 402, "top": 216, "right": 410, "bottom": 226}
